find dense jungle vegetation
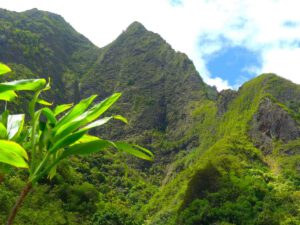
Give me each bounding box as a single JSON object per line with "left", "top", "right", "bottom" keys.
{"left": 0, "top": 8, "right": 299, "bottom": 225}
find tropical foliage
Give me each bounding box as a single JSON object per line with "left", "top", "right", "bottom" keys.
{"left": 0, "top": 63, "right": 153, "bottom": 224}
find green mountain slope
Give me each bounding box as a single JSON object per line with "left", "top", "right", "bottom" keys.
{"left": 144, "top": 74, "right": 300, "bottom": 224}
{"left": 0, "top": 8, "right": 99, "bottom": 103}
{"left": 80, "top": 21, "right": 217, "bottom": 165}
{"left": 0, "top": 8, "right": 299, "bottom": 225}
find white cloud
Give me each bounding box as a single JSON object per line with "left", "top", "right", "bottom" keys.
{"left": 205, "top": 77, "right": 231, "bottom": 91}
{"left": 262, "top": 47, "right": 300, "bottom": 83}
{"left": 242, "top": 66, "right": 261, "bottom": 75}
{"left": 1, "top": 0, "right": 300, "bottom": 90}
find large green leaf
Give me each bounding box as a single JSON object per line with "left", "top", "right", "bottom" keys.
{"left": 73, "top": 93, "right": 122, "bottom": 124}
{"left": 7, "top": 114, "right": 25, "bottom": 140}
{"left": 0, "top": 90, "right": 17, "bottom": 101}
{"left": 76, "top": 115, "right": 127, "bottom": 134}
{"left": 0, "top": 140, "right": 28, "bottom": 168}
{"left": 0, "top": 110, "right": 9, "bottom": 126}
{"left": 49, "top": 130, "right": 86, "bottom": 153}
{"left": 79, "top": 117, "right": 112, "bottom": 132}
{"left": 114, "top": 142, "right": 153, "bottom": 161}
{"left": 61, "top": 140, "right": 115, "bottom": 158}
{"left": 40, "top": 108, "right": 57, "bottom": 124}
{"left": 54, "top": 93, "right": 121, "bottom": 140}
{"left": 73, "top": 134, "right": 100, "bottom": 144}
{"left": 53, "top": 103, "right": 73, "bottom": 116}
{"left": 113, "top": 115, "right": 128, "bottom": 124}
{"left": 0, "top": 79, "right": 46, "bottom": 92}
{"left": 0, "top": 63, "right": 11, "bottom": 76}
{"left": 36, "top": 99, "right": 52, "bottom": 106}
{"left": 48, "top": 165, "right": 57, "bottom": 180}
{"left": 54, "top": 95, "right": 97, "bottom": 129}
{"left": 0, "top": 122, "right": 7, "bottom": 139}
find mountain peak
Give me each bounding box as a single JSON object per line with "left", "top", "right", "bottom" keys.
{"left": 125, "top": 21, "right": 147, "bottom": 33}
{"left": 25, "top": 8, "right": 39, "bottom": 12}
{"left": 23, "top": 8, "right": 65, "bottom": 22}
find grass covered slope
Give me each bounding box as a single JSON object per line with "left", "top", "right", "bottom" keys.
{"left": 144, "top": 74, "right": 300, "bottom": 225}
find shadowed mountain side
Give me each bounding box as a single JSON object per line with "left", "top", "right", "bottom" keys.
{"left": 80, "top": 21, "right": 217, "bottom": 161}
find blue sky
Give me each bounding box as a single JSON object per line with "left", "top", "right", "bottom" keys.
{"left": 198, "top": 34, "right": 262, "bottom": 88}
{"left": 2, "top": 0, "right": 300, "bottom": 90}
{"left": 170, "top": 0, "right": 183, "bottom": 7}
{"left": 206, "top": 46, "right": 261, "bottom": 88}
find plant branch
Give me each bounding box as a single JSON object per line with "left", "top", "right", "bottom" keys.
{"left": 6, "top": 182, "right": 32, "bottom": 225}
{"left": 0, "top": 173, "right": 4, "bottom": 184}
{"left": 29, "top": 90, "right": 41, "bottom": 174}
{"left": 30, "top": 152, "right": 50, "bottom": 183}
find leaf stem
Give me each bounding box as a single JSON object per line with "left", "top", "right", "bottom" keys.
{"left": 6, "top": 182, "right": 32, "bottom": 225}
{"left": 0, "top": 173, "right": 4, "bottom": 184}
{"left": 29, "top": 91, "right": 41, "bottom": 174}
{"left": 30, "top": 151, "right": 50, "bottom": 182}
{"left": 31, "top": 155, "right": 62, "bottom": 183}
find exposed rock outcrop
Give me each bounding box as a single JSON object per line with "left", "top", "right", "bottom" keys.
{"left": 217, "top": 89, "right": 237, "bottom": 116}
{"left": 250, "top": 98, "right": 300, "bottom": 153}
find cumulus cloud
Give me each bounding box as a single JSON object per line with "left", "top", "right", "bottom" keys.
{"left": 262, "top": 47, "right": 300, "bottom": 83}
{"left": 2, "top": 0, "right": 300, "bottom": 90}
{"left": 205, "top": 77, "right": 231, "bottom": 91}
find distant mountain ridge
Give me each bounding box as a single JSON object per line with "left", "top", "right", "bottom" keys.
{"left": 0, "top": 8, "right": 299, "bottom": 225}
{"left": 0, "top": 8, "right": 99, "bottom": 102}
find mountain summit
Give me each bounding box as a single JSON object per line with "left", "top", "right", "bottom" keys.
{"left": 80, "top": 19, "right": 216, "bottom": 158}
{"left": 125, "top": 21, "right": 147, "bottom": 32}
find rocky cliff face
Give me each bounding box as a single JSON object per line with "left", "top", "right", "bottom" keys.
{"left": 250, "top": 97, "right": 300, "bottom": 153}
{"left": 217, "top": 89, "right": 237, "bottom": 116}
